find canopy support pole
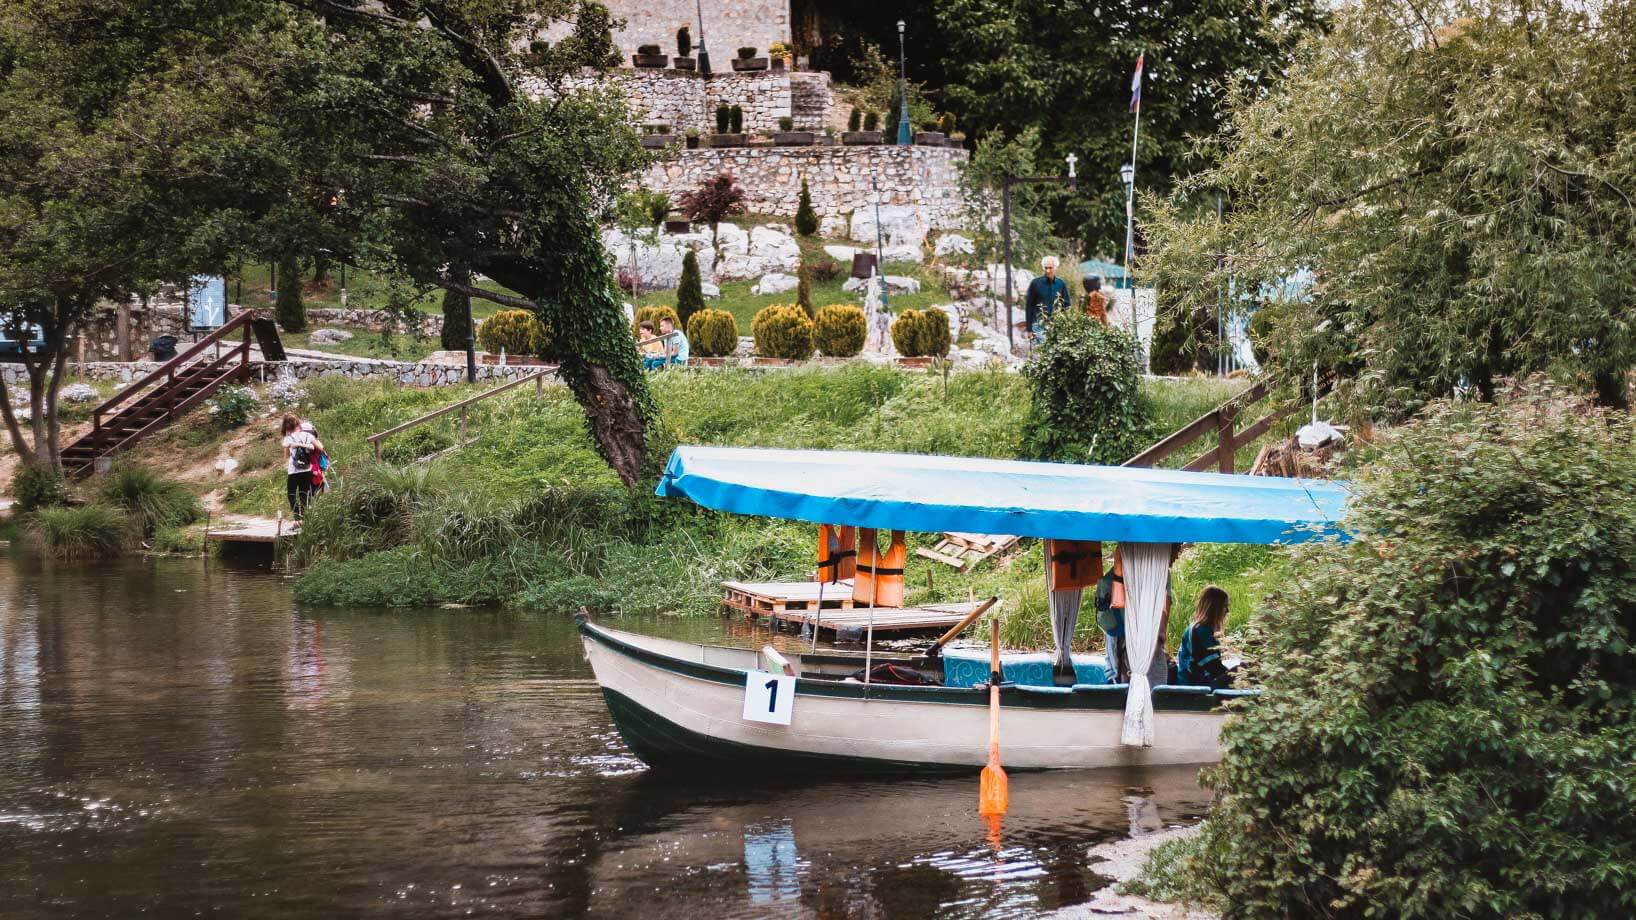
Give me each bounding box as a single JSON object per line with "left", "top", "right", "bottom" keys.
{"left": 863, "top": 529, "right": 881, "bottom": 684}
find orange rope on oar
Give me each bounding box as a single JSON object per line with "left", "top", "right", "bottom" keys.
{"left": 979, "top": 617, "right": 1009, "bottom": 817}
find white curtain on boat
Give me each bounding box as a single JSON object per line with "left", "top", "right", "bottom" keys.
{"left": 1120, "top": 541, "right": 1174, "bottom": 747}
{"left": 1049, "top": 577, "right": 1082, "bottom": 674}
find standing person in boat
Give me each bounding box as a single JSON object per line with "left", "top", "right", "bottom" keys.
{"left": 280, "top": 414, "right": 323, "bottom": 520}
{"left": 1095, "top": 547, "right": 1173, "bottom": 686}
{"left": 1178, "top": 585, "right": 1236, "bottom": 689}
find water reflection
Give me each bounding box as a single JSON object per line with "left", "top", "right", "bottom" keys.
{"left": 0, "top": 553, "right": 1209, "bottom": 918}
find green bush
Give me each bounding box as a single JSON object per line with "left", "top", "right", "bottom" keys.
{"left": 11, "top": 463, "right": 67, "bottom": 512}
{"left": 751, "top": 304, "right": 815, "bottom": 360}
{"left": 892, "top": 309, "right": 950, "bottom": 357}
{"left": 847, "top": 108, "right": 861, "bottom": 132}
{"left": 205, "top": 385, "right": 259, "bottom": 428}
{"left": 687, "top": 308, "right": 738, "bottom": 358}
{"left": 1176, "top": 394, "right": 1636, "bottom": 918}
{"left": 1020, "top": 309, "right": 1150, "bottom": 463}
{"left": 795, "top": 178, "right": 818, "bottom": 236}
{"left": 380, "top": 426, "right": 455, "bottom": 464}
{"left": 813, "top": 305, "right": 866, "bottom": 357}
{"left": 795, "top": 262, "right": 814, "bottom": 318}
{"left": 632, "top": 305, "right": 680, "bottom": 338}
{"left": 863, "top": 111, "right": 880, "bottom": 132}
{"left": 288, "top": 462, "right": 446, "bottom": 567}
{"left": 676, "top": 250, "right": 706, "bottom": 327}
{"left": 96, "top": 464, "right": 203, "bottom": 535}
{"left": 890, "top": 309, "right": 923, "bottom": 355}
{"left": 477, "top": 308, "right": 549, "bottom": 357}
{"left": 30, "top": 505, "right": 127, "bottom": 559}
{"left": 729, "top": 105, "right": 743, "bottom": 133}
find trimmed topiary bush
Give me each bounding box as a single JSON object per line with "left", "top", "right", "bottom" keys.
{"left": 813, "top": 305, "right": 866, "bottom": 357}
{"left": 751, "top": 304, "right": 815, "bottom": 359}
{"left": 919, "top": 308, "right": 952, "bottom": 357}
{"left": 863, "top": 111, "right": 880, "bottom": 132}
{"left": 676, "top": 250, "right": 705, "bottom": 327}
{"left": 729, "top": 105, "right": 743, "bottom": 133}
{"left": 478, "top": 308, "right": 550, "bottom": 356}
{"left": 687, "top": 308, "right": 738, "bottom": 357}
{"left": 795, "top": 178, "right": 819, "bottom": 237}
{"left": 795, "top": 262, "right": 814, "bottom": 318}
{"left": 1161, "top": 393, "right": 1636, "bottom": 918}
{"left": 11, "top": 463, "right": 67, "bottom": 512}
{"left": 848, "top": 108, "right": 862, "bottom": 132}
{"left": 715, "top": 104, "right": 730, "bottom": 134}
{"left": 890, "top": 309, "right": 925, "bottom": 355}
{"left": 1020, "top": 309, "right": 1149, "bottom": 464}
{"left": 632, "top": 305, "right": 680, "bottom": 338}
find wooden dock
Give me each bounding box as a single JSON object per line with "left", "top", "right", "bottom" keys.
{"left": 779, "top": 601, "right": 985, "bottom": 636}
{"left": 722, "top": 579, "right": 856, "bottom": 616}
{"left": 205, "top": 515, "right": 300, "bottom": 547}
{"left": 722, "top": 580, "right": 982, "bottom": 635}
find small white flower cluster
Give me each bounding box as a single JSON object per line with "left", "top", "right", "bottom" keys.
{"left": 266, "top": 375, "right": 306, "bottom": 409}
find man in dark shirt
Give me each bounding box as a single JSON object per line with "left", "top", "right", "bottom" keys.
{"left": 1025, "top": 256, "right": 1071, "bottom": 342}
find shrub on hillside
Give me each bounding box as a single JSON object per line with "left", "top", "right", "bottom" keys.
{"left": 813, "top": 305, "right": 866, "bottom": 357}
{"left": 632, "top": 305, "right": 681, "bottom": 338}
{"left": 11, "top": 463, "right": 67, "bottom": 512}
{"left": 1168, "top": 394, "right": 1636, "bottom": 918}
{"left": 810, "top": 259, "right": 841, "bottom": 283}
{"left": 891, "top": 310, "right": 949, "bottom": 357}
{"left": 890, "top": 309, "right": 923, "bottom": 355}
{"left": 795, "top": 262, "right": 814, "bottom": 317}
{"left": 795, "top": 178, "right": 819, "bottom": 237}
{"left": 96, "top": 465, "right": 203, "bottom": 535}
{"left": 206, "top": 385, "right": 259, "bottom": 428}
{"left": 751, "top": 304, "right": 815, "bottom": 360}
{"left": 687, "top": 308, "right": 738, "bottom": 357}
{"left": 30, "top": 505, "right": 127, "bottom": 559}
{"left": 1020, "top": 309, "right": 1149, "bottom": 463}
{"left": 478, "top": 309, "right": 550, "bottom": 357}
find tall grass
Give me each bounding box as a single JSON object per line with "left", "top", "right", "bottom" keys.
{"left": 31, "top": 505, "right": 128, "bottom": 559}
{"left": 96, "top": 465, "right": 203, "bottom": 535}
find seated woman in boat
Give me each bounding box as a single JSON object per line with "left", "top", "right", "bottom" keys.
{"left": 1177, "top": 585, "right": 1236, "bottom": 690}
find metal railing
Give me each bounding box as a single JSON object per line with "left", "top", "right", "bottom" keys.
{"left": 366, "top": 368, "right": 554, "bottom": 462}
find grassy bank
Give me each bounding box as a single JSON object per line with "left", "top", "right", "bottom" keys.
{"left": 211, "top": 365, "right": 1279, "bottom": 652}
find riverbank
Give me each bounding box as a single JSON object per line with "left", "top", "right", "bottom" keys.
{"left": 1044, "top": 826, "right": 1217, "bottom": 920}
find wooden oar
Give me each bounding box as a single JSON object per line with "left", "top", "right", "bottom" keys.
{"left": 918, "top": 595, "right": 999, "bottom": 663}
{"left": 978, "top": 617, "right": 1009, "bottom": 817}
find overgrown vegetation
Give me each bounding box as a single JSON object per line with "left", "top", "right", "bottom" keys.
{"left": 1154, "top": 392, "right": 1636, "bottom": 917}
{"left": 1021, "top": 309, "right": 1151, "bottom": 463}
{"left": 30, "top": 505, "right": 127, "bottom": 559}
{"left": 11, "top": 464, "right": 67, "bottom": 512}
{"left": 96, "top": 464, "right": 204, "bottom": 535}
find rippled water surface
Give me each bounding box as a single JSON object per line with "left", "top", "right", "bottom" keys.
{"left": 0, "top": 553, "right": 1209, "bottom": 918}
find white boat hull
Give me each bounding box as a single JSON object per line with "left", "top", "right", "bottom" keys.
{"left": 580, "top": 621, "right": 1237, "bottom": 772}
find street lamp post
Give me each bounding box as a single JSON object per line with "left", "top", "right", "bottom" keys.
{"left": 1000, "top": 154, "right": 1079, "bottom": 352}
{"left": 694, "top": 0, "right": 711, "bottom": 76}
{"left": 896, "top": 21, "right": 911, "bottom": 146}
{"left": 1119, "top": 162, "right": 1137, "bottom": 353}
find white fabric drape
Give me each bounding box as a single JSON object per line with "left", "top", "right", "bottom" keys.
{"left": 1049, "top": 586, "right": 1082, "bottom": 674}
{"left": 1120, "top": 541, "right": 1174, "bottom": 747}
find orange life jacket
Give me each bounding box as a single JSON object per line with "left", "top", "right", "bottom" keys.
{"left": 1046, "top": 539, "right": 1102, "bottom": 591}
{"left": 853, "top": 528, "right": 907, "bottom": 608}
{"left": 817, "top": 524, "right": 857, "bottom": 583}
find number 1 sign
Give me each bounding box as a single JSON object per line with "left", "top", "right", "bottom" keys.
{"left": 742, "top": 670, "right": 795, "bottom": 725}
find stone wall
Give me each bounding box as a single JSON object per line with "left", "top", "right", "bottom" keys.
{"left": 541, "top": 0, "right": 791, "bottom": 63}
{"left": 563, "top": 68, "right": 826, "bottom": 134}
{"left": 642, "top": 145, "right": 969, "bottom": 232}
{"left": 3, "top": 358, "right": 549, "bottom": 388}
{"left": 305, "top": 307, "right": 445, "bottom": 337}
{"left": 71, "top": 303, "right": 193, "bottom": 362}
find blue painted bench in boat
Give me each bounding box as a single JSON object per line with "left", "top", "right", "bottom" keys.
{"left": 941, "top": 649, "right": 1109, "bottom": 688}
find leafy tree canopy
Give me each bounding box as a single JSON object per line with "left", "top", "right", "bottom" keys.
{"left": 1144, "top": 0, "right": 1636, "bottom": 417}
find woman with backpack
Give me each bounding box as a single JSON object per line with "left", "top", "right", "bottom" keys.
{"left": 281, "top": 414, "right": 324, "bottom": 519}
{"left": 1177, "top": 585, "right": 1236, "bottom": 689}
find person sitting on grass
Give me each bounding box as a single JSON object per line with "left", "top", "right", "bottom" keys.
{"left": 638, "top": 321, "right": 667, "bottom": 371}
{"left": 658, "top": 315, "right": 689, "bottom": 368}
{"left": 1177, "top": 585, "right": 1237, "bottom": 690}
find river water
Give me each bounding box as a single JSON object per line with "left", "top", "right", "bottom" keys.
{"left": 0, "top": 553, "right": 1210, "bottom": 919}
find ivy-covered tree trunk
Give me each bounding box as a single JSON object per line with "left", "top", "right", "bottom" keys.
{"left": 275, "top": 250, "right": 305, "bottom": 333}
{"left": 441, "top": 264, "right": 473, "bottom": 352}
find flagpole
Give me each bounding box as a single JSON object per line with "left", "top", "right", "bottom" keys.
{"left": 1123, "top": 52, "right": 1144, "bottom": 369}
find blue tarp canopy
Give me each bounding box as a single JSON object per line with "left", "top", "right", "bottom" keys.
{"left": 656, "top": 447, "right": 1349, "bottom": 544}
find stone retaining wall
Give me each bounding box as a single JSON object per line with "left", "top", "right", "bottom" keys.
{"left": 305, "top": 307, "right": 446, "bottom": 337}
{"left": 541, "top": 0, "right": 791, "bottom": 65}
{"left": 643, "top": 145, "right": 968, "bottom": 231}
{"left": 3, "top": 358, "right": 549, "bottom": 389}
{"left": 563, "top": 67, "right": 823, "bottom": 134}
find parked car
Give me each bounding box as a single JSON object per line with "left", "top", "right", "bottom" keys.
{"left": 0, "top": 323, "right": 46, "bottom": 361}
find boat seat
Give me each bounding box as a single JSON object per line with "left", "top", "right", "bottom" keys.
{"left": 942, "top": 650, "right": 1109, "bottom": 688}
{"left": 1072, "top": 683, "right": 1128, "bottom": 696}
{"left": 1014, "top": 685, "right": 1074, "bottom": 697}
{"left": 1212, "top": 688, "right": 1261, "bottom": 699}
{"left": 1152, "top": 684, "right": 1212, "bottom": 697}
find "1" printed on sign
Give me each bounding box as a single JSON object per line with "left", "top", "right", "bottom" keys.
{"left": 742, "top": 670, "right": 795, "bottom": 725}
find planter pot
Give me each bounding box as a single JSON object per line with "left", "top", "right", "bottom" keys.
{"left": 771, "top": 57, "right": 787, "bottom": 71}
{"left": 672, "top": 56, "right": 697, "bottom": 71}
{"left": 731, "top": 57, "right": 769, "bottom": 72}
{"left": 708, "top": 133, "right": 748, "bottom": 148}
{"left": 841, "top": 131, "right": 884, "bottom": 146}
{"left": 771, "top": 131, "right": 817, "bottom": 146}
{"left": 688, "top": 356, "right": 731, "bottom": 366}
{"left": 894, "top": 356, "right": 936, "bottom": 369}
{"left": 632, "top": 53, "right": 670, "bottom": 68}
{"left": 639, "top": 134, "right": 680, "bottom": 149}
{"left": 663, "top": 219, "right": 692, "bottom": 234}
{"left": 914, "top": 131, "right": 948, "bottom": 147}
{"left": 684, "top": 134, "right": 700, "bottom": 149}
{"left": 752, "top": 356, "right": 803, "bottom": 366}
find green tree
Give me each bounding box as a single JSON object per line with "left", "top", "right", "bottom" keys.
{"left": 275, "top": 251, "right": 306, "bottom": 332}
{"left": 795, "top": 260, "right": 814, "bottom": 318}
{"left": 1020, "top": 309, "right": 1149, "bottom": 463}
{"left": 440, "top": 263, "right": 473, "bottom": 352}
{"left": 936, "top": 0, "right": 1326, "bottom": 253}
{"left": 1145, "top": 0, "right": 1636, "bottom": 414}
{"left": 794, "top": 178, "right": 819, "bottom": 237}
{"left": 675, "top": 249, "right": 705, "bottom": 327}
{"left": 959, "top": 128, "right": 1062, "bottom": 287}
{"left": 1173, "top": 393, "right": 1636, "bottom": 917}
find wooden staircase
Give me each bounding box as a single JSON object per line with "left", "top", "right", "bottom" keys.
{"left": 62, "top": 310, "right": 263, "bottom": 479}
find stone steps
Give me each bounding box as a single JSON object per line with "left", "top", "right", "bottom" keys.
{"left": 789, "top": 72, "right": 832, "bottom": 131}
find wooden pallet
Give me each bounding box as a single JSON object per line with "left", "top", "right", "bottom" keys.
{"left": 775, "top": 601, "right": 985, "bottom": 636}
{"left": 722, "top": 579, "right": 857, "bottom": 617}
{"left": 914, "top": 532, "right": 1020, "bottom": 571}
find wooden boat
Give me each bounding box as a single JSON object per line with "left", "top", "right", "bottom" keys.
{"left": 581, "top": 447, "right": 1349, "bottom": 773}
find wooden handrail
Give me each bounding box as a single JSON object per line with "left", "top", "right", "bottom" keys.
{"left": 367, "top": 368, "right": 553, "bottom": 460}
{"left": 1124, "top": 379, "right": 1281, "bottom": 474}
{"left": 93, "top": 309, "right": 256, "bottom": 429}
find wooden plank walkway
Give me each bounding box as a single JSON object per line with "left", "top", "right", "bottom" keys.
{"left": 722, "top": 579, "right": 857, "bottom": 616}
{"left": 205, "top": 516, "right": 299, "bottom": 546}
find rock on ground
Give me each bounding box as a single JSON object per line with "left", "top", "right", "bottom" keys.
{"left": 1040, "top": 825, "right": 1217, "bottom": 920}
{"left": 308, "top": 328, "right": 355, "bottom": 345}
{"left": 849, "top": 204, "right": 929, "bottom": 252}
{"left": 59, "top": 382, "right": 99, "bottom": 402}
{"left": 700, "top": 281, "right": 721, "bottom": 299}
{"left": 935, "top": 233, "right": 975, "bottom": 257}
{"left": 751, "top": 272, "right": 799, "bottom": 296}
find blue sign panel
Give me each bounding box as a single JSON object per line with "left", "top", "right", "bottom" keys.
{"left": 190, "top": 276, "right": 227, "bottom": 329}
